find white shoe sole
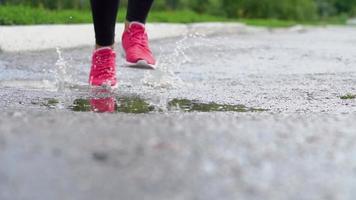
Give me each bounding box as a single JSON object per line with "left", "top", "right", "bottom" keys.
{"left": 124, "top": 60, "right": 156, "bottom": 70}
{"left": 89, "top": 83, "right": 118, "bottom": 91}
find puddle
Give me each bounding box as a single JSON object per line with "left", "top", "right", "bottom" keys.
{"left": 340, "top": 94, "right": 356, "bottom": 100}
{"left": 116, "top": 96, "right": 155, "bottom": 113}
{"left": 70, "top": 99, "right": 92, "bottom": 112}
{"left": 69, "top": 96, "right": 155, "bottom": 113}
{"left": 63, "top": 96, "right": 267, "bottom": 114}
{"left": 32, "top": 98, "right": 60, "bottom": 108}
{"left": 44, "top": 98, "right": 60, "bottom": 108}
{"left": 168, "top": 98, "right": 268, "bottom": 112}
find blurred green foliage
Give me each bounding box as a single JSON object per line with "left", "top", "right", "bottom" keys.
{"left": 1, "top": 0, "right": 356, "bottom": 20}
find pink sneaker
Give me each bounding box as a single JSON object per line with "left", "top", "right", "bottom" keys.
{"left": 122, "top": 22, "right": 156, "bottom": 69}
{"left": 89, "top": 47, "right": 117, "bottom": 88}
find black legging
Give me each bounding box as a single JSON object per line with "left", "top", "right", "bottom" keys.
{"left": 90, "top": 0, "right": 154, "bottom": 46}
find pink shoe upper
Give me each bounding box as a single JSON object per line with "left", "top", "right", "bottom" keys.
{"left": 89, "top": 47, "right": 117, "bottom": 87}
{"left": 122, "top": 22, "right": 156, "bottom": 65}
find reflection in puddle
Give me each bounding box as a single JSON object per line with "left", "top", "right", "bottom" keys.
{"left": 70, "top": 99, "right": 92, "bottom": 112}
{"left": 69, "top": 96, "right": 154, "bottom": 113}
{"left": 340, "top": 93, "right": 356, "bottom": 100}
{"left": 37, "top": 89, "right": 267, "bottom": 113}
{"left": 168, "top": 99, "right": 267, "bottom": 112}
{"left": 67, "top": 96, "right": 267, "bottom": 114}
{"left": 116, "top": 97, "right": 155, "bottom": 113}
{"left": 90, "top": 97, "right": 116, "bottom": 113}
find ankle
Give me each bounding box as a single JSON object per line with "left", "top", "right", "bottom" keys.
{"left": 125, "top": 21, "right": 145, "bottom": 31}
{"left": 125, "top": 21, "right": 130, "bottom": 31}
{"left": 95, "top": 45, "right": 114, "bottom": 50}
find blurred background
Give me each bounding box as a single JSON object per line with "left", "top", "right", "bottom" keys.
{"left": 2, "top": 0, "right": 356, "bottom": 20}
{"left": 0, "top": 0, "right": 356, "bottom": 25}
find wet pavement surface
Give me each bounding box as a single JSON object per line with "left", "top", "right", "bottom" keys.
{"left": 1, "top": 26, "right": 356, "bottom": 200}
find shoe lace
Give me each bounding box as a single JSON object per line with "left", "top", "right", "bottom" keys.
{"left": 129, "top": 28, "right": 149, "bottom": 49}
{"left": 93, "top": 51, "right": 115, "bottom": 78}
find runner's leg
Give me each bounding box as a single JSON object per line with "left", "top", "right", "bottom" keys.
{"left": 126, "top": 0, "right": 154, "bottom": 24}
{"left": 90, "top": 0, "right": 120, "bottom": 47}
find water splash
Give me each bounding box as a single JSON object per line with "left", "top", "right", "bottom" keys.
{"left": 141, "top": 32, "right": 223, "bottom": 90}
{"left": 141, "top": 34, "right": 194, "bottom": 89}
{"left": 139, "top": 33, "right": 226, "bottom": 110}
{"left": 142, "top": 33, "right": 227, "bottom": 110}
{"left": 55, "top": 48, "right": 73, "bottom": 92}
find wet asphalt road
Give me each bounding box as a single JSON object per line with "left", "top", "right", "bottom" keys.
{"left": 0, "top": 26, "right": 356, "bottom": 200}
